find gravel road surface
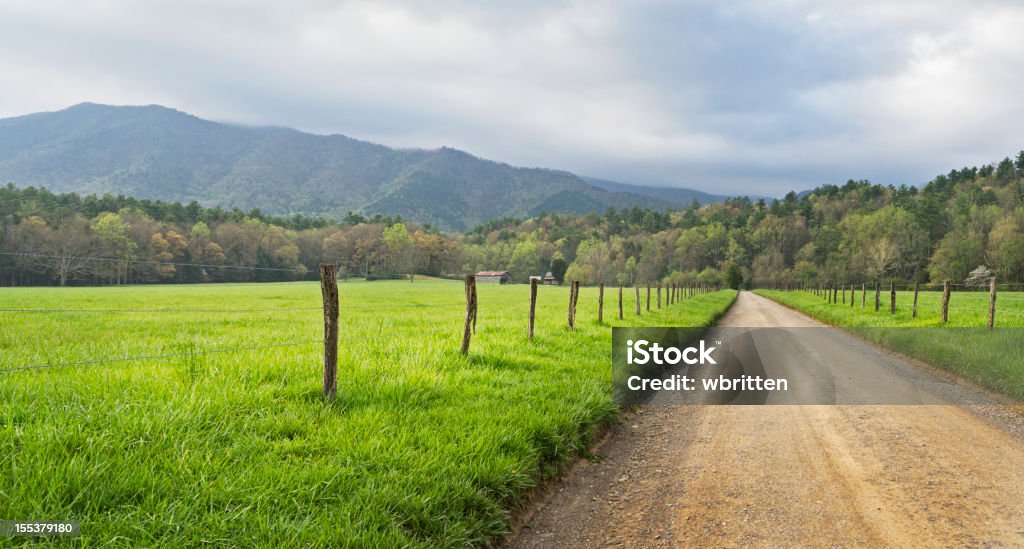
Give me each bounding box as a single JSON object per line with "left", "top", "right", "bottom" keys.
{"left": 508, "top": 291, "right": 1024, "bottom": 548}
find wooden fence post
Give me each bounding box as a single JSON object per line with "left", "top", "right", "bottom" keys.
{"left": 635, "top": 286, "right": 641, "bottom": 316}
{"left": 573, "top": 280, "right": 580, "bottom": 321}
{"left": 850, "top": 283, "right": 854, "bottom": 308}
{"left": 988, "top": 277, "right": 997, "bottom": 329}
{"left": 657, "top": 284, "right": 662, "bottom": 309}
{"left": 861, "top": 283, "right": 866, "bottom": 309}
{"left": 319, "top": 264, "right": 339, "bottom": 400}
{"left": 646, "top": 286, "right": 651, "bottom": 311}
{"left": 461, "top": 275, "right": 476, "bottom": 354}
{"left": 619, "top": 285, "right": 624, "bottom": 319}
{"left": 842, "top": 284, "right": 846, "bottom": 304}
{"left": 874, "top": 282, "right": 880, "bottom": 312}
{"left": 598, "top": 282, "right": 604, "bottom": 324}
{"left": 890, "top": 282, "right": 896, "bottom": 314}
{"left": 912, "top": 282, "right": 919, "bottom": 318}
{"left": 941, "top": 280, "right": 950, "bottom": 323}
{"left": 567, "top": 280, "right": 578, "bottom": 330}
{"left": 529, "top": 278, "right": 537, "bottom": 341}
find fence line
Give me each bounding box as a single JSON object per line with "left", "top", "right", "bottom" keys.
{"left": 0, "top": 251, "right": 308, "bottom": 273}
{"left": 0, "top": 329, "right": 473, "bottom": 374}
{"left": 0, "top": 303, "right": 461, "bottom": 314}
{"left": 0, "top": 306, "right": 323, "bottom": 314}
{"left": 2, "top": 272, "right": 726, "bottom": 399}
{"left": 0, "top": 339, "right": 325, "bottom": 373}
{"left": 795, "top": 277, "right": 1013, "bottom": 328}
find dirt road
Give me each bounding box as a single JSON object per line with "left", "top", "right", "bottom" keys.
{"left": 509, "top": 291, "right": 1024, "bottom": 548}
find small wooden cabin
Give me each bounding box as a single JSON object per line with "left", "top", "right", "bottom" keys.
{"left": 475, "top": 271, "right": 511, "bottom": 284}
{"left": 542, "top": 272, "right": 558, "bottom": 285}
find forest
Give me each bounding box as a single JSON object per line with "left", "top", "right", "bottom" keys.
{"left": 1, "top": 151, "right": 1023, "bottom": 287}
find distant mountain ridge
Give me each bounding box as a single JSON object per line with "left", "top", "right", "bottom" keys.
{"left": 582, "top": 176, "right": 733, "bottom": 205}
{"left": 0, "top": 103, "right": 727, "bottom": 230}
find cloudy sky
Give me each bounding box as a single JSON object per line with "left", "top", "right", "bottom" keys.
{"left": 1, "top": 0, "right": 1022, "bottom": 196}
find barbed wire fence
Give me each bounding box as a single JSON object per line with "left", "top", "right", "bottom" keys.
{"left": 0, "top": 254, "right": 723, "bottom": 399}
{"left": 786, "top": 276, "right": 1018, "bottom": 327}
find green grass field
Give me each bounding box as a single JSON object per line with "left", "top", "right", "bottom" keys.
{"left": 756, "top": 289, "right": 1024, "bottom": 401}
{"left": 0, "top": 280, "right": 736, "bottom": 546}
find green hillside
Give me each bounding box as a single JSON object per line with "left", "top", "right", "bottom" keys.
{"left": 0, "top": 103, "right": 691, "bottom": 230}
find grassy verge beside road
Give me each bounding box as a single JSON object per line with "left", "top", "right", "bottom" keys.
{"left": 756, "top": 289, "right": 1024, "bottom": 401}
{"left": 0, "top": 281, "right": 735, "bottom": 546}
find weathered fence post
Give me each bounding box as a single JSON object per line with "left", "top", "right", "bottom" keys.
{"left": 619, "top": 285, "right": 624, "bottom": 319}
{"left": 461, "top": 275, "right": 476, "bottom": 354}
{"left": 529, "top": 277, "right": 537, "bottom": 341}
{"left": 912, "top": 282, "right": 919, "bottom": 318}
{"left": 567, "top": 280, "right": 578, "bottom": 330}
{"left": 988, "top": 277, "right": 997, "bottom": 329}
{"left": 598, "top": 282, "right": 604, "bottom": 324}
{"left": 861, "top": 283, "right": 866, "bottom": 309}
{"left": 646, "top": 285, "right": 651, "bottom": 311}
{"left": 320, "top": 264, "right": 339, "bottom": 400}
{"left": 573, "top": 280, "right": 580, "bottom": 321}
{"left": 657, "top": 284, "right": 662, "bottom": 309}
{"left": 874, "top": 282, "right": 880, "bottom": 312}
{"left": 941, "top": 280, "right": 950, "bottom": 323}
{"left": 890, "top": 282, "right": 896, "bottom": 314}
{"left": 842, "top": 284, "right": 846, "bottom": 304}
{"left": 850, "top": 283, "right": 854, "bottom": 308}
{"left": 635, "top": 286, "right": 641, "bottom": 316}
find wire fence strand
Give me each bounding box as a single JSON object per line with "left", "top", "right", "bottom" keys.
{"left": 0, "top": 303, "right": 459, "bottom": 314}
{"left": 0, "top": 251, "right": 309, "bottom": 274}
{"left": 0, "top": 306, "right": 324, "bottom": 314}
{"left": 0, "top": 339, "right": 325, "bottom": 373}
{"left": 0, "top": 332, "right": 445, "bottom": 374}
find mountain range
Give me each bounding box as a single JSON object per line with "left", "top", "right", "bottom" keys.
{"left": 0, "top": 103, "right": 730, "bottom": 230}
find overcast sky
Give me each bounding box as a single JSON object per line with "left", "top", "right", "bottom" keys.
{"left": 2, "top": 0, "right": 1023, "bottom": 196}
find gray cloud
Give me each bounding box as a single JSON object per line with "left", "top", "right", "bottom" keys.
{"left": 1, "top": 0, "right": 1022, "bottom": 197}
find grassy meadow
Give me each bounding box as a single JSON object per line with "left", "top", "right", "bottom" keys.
{"left": 0, "top": 279, "right": 736, "bottom": 546}
{"left": 756, "top": 288, "right": 1024, "bottom": 400}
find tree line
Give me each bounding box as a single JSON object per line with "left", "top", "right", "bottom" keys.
{"left": 461, "top": 151, "right": 1024, "bottom": 288}
{"left": 0, "top": 185, "right": 459, "bottom": 286}
{"left": 2, "top": 150, "right": 1023, "bottom": 287}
